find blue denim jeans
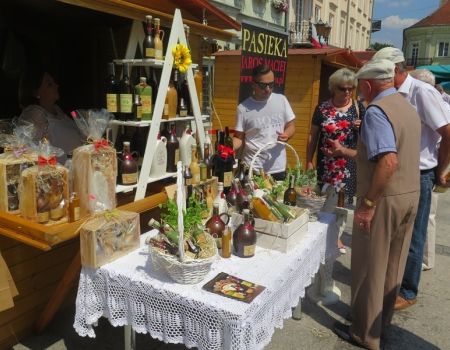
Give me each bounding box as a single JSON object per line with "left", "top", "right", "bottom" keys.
{"left": 400, "top": 169, "right": 435, "bottom": 300}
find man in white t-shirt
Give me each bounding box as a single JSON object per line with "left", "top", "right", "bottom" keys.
{"left": 233, "top": 64, "right": 296, "bottom": 181}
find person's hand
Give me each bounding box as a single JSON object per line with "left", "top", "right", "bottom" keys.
{"left": 354, "top": 201, "right": 376, "bottom": 231}
{"left": 322, "top": 139, "right": 344, "bottom": 157}
{"left": 436, "top": 171, "right": 450, "bottom": 188}
{"left": 353, "top": 119, "right": 361, "bottom": 129}
{"left": 306, "top": 161, "right": 314, "bottom": 170}
{"left": 276, "top": 131, "right": 289, "bottom": 142}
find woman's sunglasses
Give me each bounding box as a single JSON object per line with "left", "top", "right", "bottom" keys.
{"left": 337, "top": 86, "right": 355, "bottom": 92}
{"left": 254, "top": 81, "right": 275, "bottom": 89}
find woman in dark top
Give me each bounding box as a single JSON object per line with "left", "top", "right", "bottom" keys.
{"left": 306, "top": 68, "right": 365, "bottom": 205}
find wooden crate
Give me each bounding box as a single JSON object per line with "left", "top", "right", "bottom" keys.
{"left": 0, "top": 154, "right": 35, "bottom": 214}
{"left": 80, "top": 210, "right": 140, "bottom": 268}
{"left": 19, "top": 165, "right": 69, "bottom": 225}
{"left": 72, "top": 145, "right": 117, "bottom": 217}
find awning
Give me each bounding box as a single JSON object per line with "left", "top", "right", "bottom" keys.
{"left": 416, "top": 64, "right": 450, "bottom": 82}
{"left": 56, "top": 0, "right": 240, "bottom": 41}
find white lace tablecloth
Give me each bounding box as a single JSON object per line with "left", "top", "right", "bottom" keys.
{"left": 74, "top": 212, "right": 339, "bottom": 350}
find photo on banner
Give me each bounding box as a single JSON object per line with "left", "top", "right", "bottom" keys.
{"left": 238, "top": 22, "right": 288, "bottom": 103}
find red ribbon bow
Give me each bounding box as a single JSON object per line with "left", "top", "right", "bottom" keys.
{"left": 94, "top": 139, "right": 109, "bottom": 151}
{"left": 217, "top": 144, "right": 235, "bottom": 159}
{"left": 38, "top": 155, "right": 57, "bottom": 166}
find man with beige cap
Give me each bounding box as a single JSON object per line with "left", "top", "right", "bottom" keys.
{"left": 333, "top": 58, "right": 421, "bottom": 350}
{"left": 373, "top": 47, "right": 450, "bottom": 310}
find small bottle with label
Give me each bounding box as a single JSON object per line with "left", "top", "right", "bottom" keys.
{"left": 233, "top": 208, "right": 256, "bottom": 258}
{"left": 69, "top": 192, "right": 80, "bottom": 222}
{"left": 221, "top": 226, "right": 232, "bottom": 258}
{"left": 132, "top": 94, "right": 142, "bottom": 121}
{"left": 190, "top": 144, "right": 200, "bottom": 185}
{"left": 121, "top": 141, "right": 138, "bottom": 185}
{"left": 179, "top": 98, "right": 188, "bottom": 117}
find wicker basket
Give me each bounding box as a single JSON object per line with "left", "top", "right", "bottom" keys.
{"left": 297, "top": 194, "right": 326, "bottom": 217}
{"left": 150, "top": 161, "right": 217, "bottom": 284}
{"left": 150, "top": 232, "right": 217, "bottom": 284}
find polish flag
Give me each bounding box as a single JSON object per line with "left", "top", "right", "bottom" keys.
{"left": 310, "top": 23, "right": 322, "bottom": 48}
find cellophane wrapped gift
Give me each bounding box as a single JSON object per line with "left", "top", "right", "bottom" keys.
{"left": 71, "top": 109, "right": 117, "bottom": 216}
{"left": 0, "top": 124, "right": 37, "bottom": 214}
{"left": 19, "top": 140, "right": 69, "bottom": 224}
{"left": 80, "top": 210, "right": 140, "bottom": 268}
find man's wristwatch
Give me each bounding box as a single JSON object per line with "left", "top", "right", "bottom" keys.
{"left": 363, "top": 197, "right": 376, "bottom": 208}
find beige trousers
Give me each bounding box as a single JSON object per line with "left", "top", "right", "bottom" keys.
{"left": 350, "top": 191, "right": 419, "bottom": 350}
{"left": 423, "top": 192, "right": 438, "bottom": 269}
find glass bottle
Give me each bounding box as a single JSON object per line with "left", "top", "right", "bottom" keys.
{"left": 234, "top": 178, "right": 249, "bottom": 212}
{"left": 135, "top": 77, "right": 152, "bottom": 120}
{"left": 204, "top": 143, "right": 212, "bottom": 179}
{"left": 153, "top": 18, "right": 164, "bottom": 60}
{"left": 173, "top": 70, "right": 182, "bottom": 114}
{"left": 233, "top": 209, "right": 256, "bottom": 258}
{"left": 143, "top": 15, "right": 155, "bottom": 59}
{"left": 205, "top": 203, "right": 227, "bottom": 239}
{"left": 224, "top": 126, "right": 233, "bottom": 148}
{"left": 64, "top": 152, "right": 74, "bottom": 193}
{"left": 167, "top": 81, "right": 178, "bottom": 119}
{"left": 337, "top": 188, "right": 346, "bottom": 207}
{"left": 184, "top": 24, "right": 191, "bottom": 51}
{"left": 190, "top": 144, "right": 200, "bottom": 185}
{"left": 284, "top": 174, "right": 297, "bottom": 206}
{"left": 166, "top": 124, "right": 179, "bottom": 172}
{"left": 105, "top": 62, "right": 118, "bottom": 114}
{"left": 206, "top": 183, "right": 214, "bottom": 212}
{"left": 194, "top": 69, "right": 203, "bottom": 111}
{"left": 132, "top": 94, "right": 142, "bottom": 121}
{"left": 184, "top": 165, "right": 193, "bottom": 207}
{"left": 131, "top": 127, "right": 147, "bottom": 169}
{"left": 199, "top": 151, "right": 207, "bottom": 182}
{"left": 119, "top": 63, "right": 133, "bottom": 120}
{"left": 68, "top": 192, "right": 80, "bottom": 222}
{"left": 251, "top": 196, "right": 278, "bottom": 222}
{"left": 213, "top": 182, "right": 228, "bottom": 215}
{"left": 148, "top": 67, "right": 158, "bottom": 106}
{"left": 179, "top": 98, "right": 188, "bottom": 117}
{"left": 235, "top": 160, "right": 248, "bottom": 187}
{"left": 180, "top": 75, "right": 191, "bottom": 115}
{"left": 121, "top": 141, "right": 138, "bottom": 185}
{"left": 226, "top": 181, "right": 238, "bottom": 209}
{"left": 221, "top": 226, "right": 232, "bottom": 258}
{"left": 214, "top": 131, "right": 234, "bottom": 193}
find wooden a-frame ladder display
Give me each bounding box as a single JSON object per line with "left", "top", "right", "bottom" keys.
{"left": 134, "top": 9, "right": 206, "bottom": 201}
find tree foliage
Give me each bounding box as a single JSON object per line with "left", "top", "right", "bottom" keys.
{"left": 369, "top": 42, "right": 394, "bottom": 51}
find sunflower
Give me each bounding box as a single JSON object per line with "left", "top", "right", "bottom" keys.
{"left": 172, "top": 43, "right": 192, "bottom": 73}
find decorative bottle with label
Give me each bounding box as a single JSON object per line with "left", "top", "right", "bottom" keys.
{"left": 233, "top": 209, "right": 256, "bottom": 258}
{"left": 283, "top": 174, "right": 297, "bottom": 206}
{"left": 205, "top": 203, "right": 229, "bottom": 239}
{"left": 179, "top": 98, "right": 188, "bottom": 117}
{"left": 190, "top": 144, "right": 200, "bottom": 185}
{"left": 234, "top": 178, "right": 249, "bottom": 212}
{"left": 167, "top": 81, "right": 178, "bottom": 119}
{"left": 213, "top": 182, "right": 228, "bottom": 215}
{"left": 150, "top": 133, "right": 167, "bottom": 178}
{"left": 180, "top": 126, "right": 195, "bottom": 166}
{"left": 143, "top": 15, "right": 155, "bottom": 59}
{"left": 135, "top": 77, "right": 152, "bottom": 120}
{"left": 166, "top": 124, "right": 179, "bottom": 172}
{"left": 121, "top": 141, "right": 138, "bottom": 185}
{"left": 68, "top": 192, "right": 80, "bottom": 222}
{"left": 119, "top": 63, "right": 133, "bottom": 120}
{"left": 132, "top": 94, "right": 142, "bottom": 121}
{"left": 214, "top": 131, "right": 234, "bottom": 193}
{"left": 221, "top": 226, "right": 232, "bottom": 258}
{"left": 105, "top": 62, "right": 118, "bottom": 114}
{"left": 199, "top": 151, "right": 207, "bottom": 182}
{"left": 153, "top": 18, "right": 164, "bottom": 60}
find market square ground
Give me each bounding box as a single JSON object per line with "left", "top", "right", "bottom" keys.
{"left": 11, "top": 192, "right": 450, "bottom": 350}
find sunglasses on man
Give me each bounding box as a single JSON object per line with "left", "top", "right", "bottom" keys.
{"left": 254, "top": 81, "right": 275, "bottom": 89}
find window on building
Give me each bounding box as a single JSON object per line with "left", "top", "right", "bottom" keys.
{"left": 341, "top": 20, "right": 346, "bottom": 47}
{"left": 315, "top": 6, "right": 321, "bottom": 22}
{"left": 411, "top": 42, "right": 419, "bottom": 66}
{"left": 438, "top": 42, "right": 449, "bottom": 57}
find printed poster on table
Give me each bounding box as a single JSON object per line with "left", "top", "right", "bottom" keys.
{"left": 238, "top": 22, "right": 289, "bottom": 103}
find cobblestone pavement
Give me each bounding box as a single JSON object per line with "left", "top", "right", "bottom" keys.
{"left": 12, "top": 192, "right": 450, "bottom": 350}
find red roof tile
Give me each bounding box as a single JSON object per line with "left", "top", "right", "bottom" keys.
{"left": 409, "top": 1, "right": 450, "bottom": 28}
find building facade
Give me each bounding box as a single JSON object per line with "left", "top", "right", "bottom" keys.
{"left": 403, "top": 0, "right": 450, "bottom": 67}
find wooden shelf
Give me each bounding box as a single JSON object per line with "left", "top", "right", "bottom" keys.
{"left": 116, "top": 172, "right": 177, "bottom": 193}
{"left": 109, "top": 115, "right": 210, "bottom": 127}
{"left": 113, "top": 58, "right": 198, "bottom": 69}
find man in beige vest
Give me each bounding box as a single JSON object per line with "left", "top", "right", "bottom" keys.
{"left": 333, "top": 59, "right": 421, "bottom": 350}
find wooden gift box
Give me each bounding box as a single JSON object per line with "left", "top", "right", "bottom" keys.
{"left": 72, "top": 144, "right": 117, "bottom": 217}
{"left": 19, "top": 164, "right": 69, "bottom": 225}
{"left": 0, "top": 153, "right": 36, "bottom": 214}
{"left": 231, "top": 207, "right": 310, "bottom": 253}
{"left": 80, "top": 210, "right": 140, "bottom": 268}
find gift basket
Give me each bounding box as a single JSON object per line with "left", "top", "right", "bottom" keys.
{"left": 0, "top": 123, "right": 37, "bottom": 213}
{"left": 147, "top": 162, "right": 217, "bottom": 284}
{"left": 71, "top": 109, "right": 117, "bottom": 216}
{"left": 18, "top": 139, "right": 69, "bottom": 224}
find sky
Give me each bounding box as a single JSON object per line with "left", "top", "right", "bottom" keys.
{"left": 370, "top": 0, "right": 441, "bottom": 49}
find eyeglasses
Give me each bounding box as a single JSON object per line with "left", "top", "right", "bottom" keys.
{"left": 337, "top": 86, "right": 355, "bottom": 92}
{"left": 254, "top": 81, "right": 275, "bottom": 89}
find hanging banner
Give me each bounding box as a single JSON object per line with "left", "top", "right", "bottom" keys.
{"left": 238, "top": 22, "right": 289, "bottom": 103}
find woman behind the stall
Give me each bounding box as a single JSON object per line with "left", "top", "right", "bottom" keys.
{"left": 17, "top": 66, "right": 83, "bottom": 158}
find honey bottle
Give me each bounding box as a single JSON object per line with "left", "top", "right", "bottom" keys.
{"left": 69, "top": 192, "right": 80, "bottom": 222}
